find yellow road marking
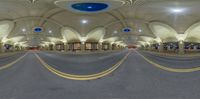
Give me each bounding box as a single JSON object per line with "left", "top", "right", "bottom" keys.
{"left": 136, "top": 51, "right": 200, "bottom": 73}
{"left": 0, "top": 53, "right": 27, "bottom": 70}
{"left": 35, "top": 52, "right": 130, "bottom": 80}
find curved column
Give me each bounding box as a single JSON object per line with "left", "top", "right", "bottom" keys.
{"left": 64, "top": 43, "right": 68, "bottom": 52}
{"left": 98, "top": 42, "right": 102, "bottom": 51}
{"left": 158, "top": 43, "right": 164, "bottom": 52}
{"left": 109, "top": 43, "right": 113, "bottom": 50}
{"left": 178, "top": 41, "right": 185, "bottom": 54}
{"left": 0, "top": 42, "right": 3, "bottom": 53}
{"left": 81, "top": 42, "right": 85, "bottom": 52}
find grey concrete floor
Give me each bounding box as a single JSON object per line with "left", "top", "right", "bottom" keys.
{"left": 140, "top": 51, "right": 200, "bottom": 68}
{"left": 0, "top": 52, "right": 25, "bottom": 66}
{"left": 0, "top": 51, "right": 200, "bottom": 99}
{"left": 36, "top": 50, "right": 128, "bottom": 75}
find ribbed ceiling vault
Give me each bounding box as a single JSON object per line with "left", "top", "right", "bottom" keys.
{"left": 0, "top": 0, "right": 199, "bottom": 46}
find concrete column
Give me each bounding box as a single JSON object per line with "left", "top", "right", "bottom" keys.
{"left": 64, "top": 43, "right": 68, "bottom": 52}
{"left": 119, "top": 46, "right": 123, "bottom": 50}
{"left": 144, "top": 45, "right": 147, "bottom": 50}
{"left": 109, "top": 43, "right": 113, "bottom": 50}
{"left": 48, "top": 45, "right": 51, "bottom": 50}
{"left": 144, "top": 45, "right": 149, "bottom": 50}
{"left": 21, "top": 47, "right": 24, "bottom": 51}
{"left": 81, "top": 42, "right": 85, "bottom": 52}
{"left": 19, "top": 46, "right": 22, "bottom": 51}
{"left": 158, "top": 43, "right": 164, "bottom": 52}
{"left": 0, "top": 42, "right": 3, "bottom": 53}
{"left": 194, "top": 46, "right": 197, "bottom": 50}
{"left": 167, "top": 46, "right": 171, "bottom": 51}
{"left": 147, "top": 45, "right": 152, "bottom": 50}
{"left": 45, "top": 45, "right": 49, "bottom": 51}
{"left": 12, "top": 45, "right": 15, "bottom": 52}
{"left": 53, "top": 44, "right": 56, "bottom": 51}
{"left": 98, "top": 42, "right": 102, "bottom": 51}
{"left": 178, "top": 41, "right": 185, "bottom": 54}
{"left": 116, "top": 45, "right": 120, "bottom": 50}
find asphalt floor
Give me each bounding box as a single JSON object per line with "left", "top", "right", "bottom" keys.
{"left": 0, "top": 50, "right": 200, "bottom": 99}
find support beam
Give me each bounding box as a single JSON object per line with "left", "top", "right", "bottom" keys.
{"left": 98, "top": 42, "right": 102, "bottom": 51}
{"left": 0, "top": 42, "right": 3, "bottom": 53}
{"left": 178, "top": 41, "right": 185, "bottom": 54}
{"left": 158, "top": 43, "right": 164, "bottom": 52}
{"left": 53, "top": 44, "right": 56, "bottom": 51}
{"left": 81, "top": 42, "right": 85, "bottom": 52}
{"left": 64, "top": 43, "right": 68, "bottom": 52}
{"left": 109, "top": 43, "right": 113, "bottom": 50}
{"left": 45, "top": 45, "right": 49, "bottom": 51}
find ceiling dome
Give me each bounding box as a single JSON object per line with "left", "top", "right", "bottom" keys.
{"left": 71, "top": 3, "right": 108, "bottom": 12}
{"left": 55, "top": 0, "right": 126, "bottom": 13}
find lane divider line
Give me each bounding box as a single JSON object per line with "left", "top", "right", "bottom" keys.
{"left": 0, "top": 53, "right": 27, "bottom": 70}
{"left": 136, "top": 51, "right": 200, "bottom": 73}
{"left": 35, "top": 52, "right": 131, "bottom": 80}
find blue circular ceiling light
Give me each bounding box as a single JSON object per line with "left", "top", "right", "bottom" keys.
{"left": 34, "top": 27, "right": 42, "bottom": 33}
{"left": 123, "top": 28, "right": 132, "bottom": 33}
{"left": 55, "top": 0, "right": 126, "bottom": 13}
{"left": 71, "top": 3, "right": 108, "bottom": 12}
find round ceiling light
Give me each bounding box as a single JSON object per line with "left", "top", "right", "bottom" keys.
{"left": 170, "top": 8, "right": 185, "bottom": 13}
{"left": 122, "top": 27, "right": 132, "bottom": 33}
{"left": 55, "top": 0, "right": 126, "bottom": 13}
{"left": 81, "top": 19, "right": 88, "bottom": 24}
{"left": 34, "top": 27, "right": 43, "bottom": 33}
{"left": 71, "top": 3, "right": 108, "bottom": 12}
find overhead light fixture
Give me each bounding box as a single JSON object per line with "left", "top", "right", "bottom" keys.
{"left": 55, "top": 0, "right": 125, "bottom": 14}
{"left": 171, "top": 8, "right": 184, "bottom": 13}
{"left": 49, "top": 30, "right": 52, "bottom": 34}
{"left": 87, "top": 6, "right": 93, "bottom": 9}
{"left": 113, "top": 30, "right": 118, "bottom": 34}
{"left": 138, "top": 29, "right": 142, "bottom": 33}
{"left": 28, "top": 0, "right": 39, "bottom": 3}
{"left": 81, "top": 20, "right": 88, "bottom": 24}
{"left": 22, "top": 28, "right": 26, "bottom": 32}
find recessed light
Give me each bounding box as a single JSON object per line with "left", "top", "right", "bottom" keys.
{"left": 28, "top": 0, "right": 39, "bottom": 4}
{"left": 138, "top": 29, "right": 142, "bottom": 33}
{"left": 71, "top": 3, "right": 108, "bottom": 12}
{"left": 34, "top": 27, "right": 42, "bottom": 33}
{"left": 81, "top": 20, "right": 88, "bottom": 24}
{"left": 87, "top": 6, "right": 92, "bottom": 9}
{"left": 171, "top": 8, "right": 184, "bottom": 13}
{"left": 49, "top": 30, "right": 52, "bottom": 33}
{"left": 113, "top": 30, "right": 118, "bottom": 34}
{"left": 122, "top": 27, "right": 132, "bottom": 32}
{"left": 22, "top": 28, "right": 26, "bottom": 32}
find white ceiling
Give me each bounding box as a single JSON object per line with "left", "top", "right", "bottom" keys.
{"left": 0, "top": 0, "right": 199, "bottom": 46}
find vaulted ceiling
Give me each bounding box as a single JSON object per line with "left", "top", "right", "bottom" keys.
{"left": 0, "top": 0, "right": 199, "bottom": 46}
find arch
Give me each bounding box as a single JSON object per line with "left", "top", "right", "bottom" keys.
{"left": 86, "top": 27, "right": 105, "bottom": 42}
{"left": 47, "top": 37, "right": 63, "bottom": 43}
{"left": 0, "top": 20, "right": 14, "bottom": 42}
{"left": 138, "top": 36, "right": 155, "bottom": 43}
{"left": 149, "top": 22, "right": 178, "bottom": 42}
{"left": 61, "top": 27, "right": 81, "bottom": 42}
{"left": 5, "top": 36, "right": 25, "bottom": 44}
{"left": 185, "top": 22, "right": 200, "bottom": 42}
{"left": 102, "top": 37, "right": 119, "bottom": 43}
{"left": 137, "top": 41, "right": 146, "bottom": 46}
